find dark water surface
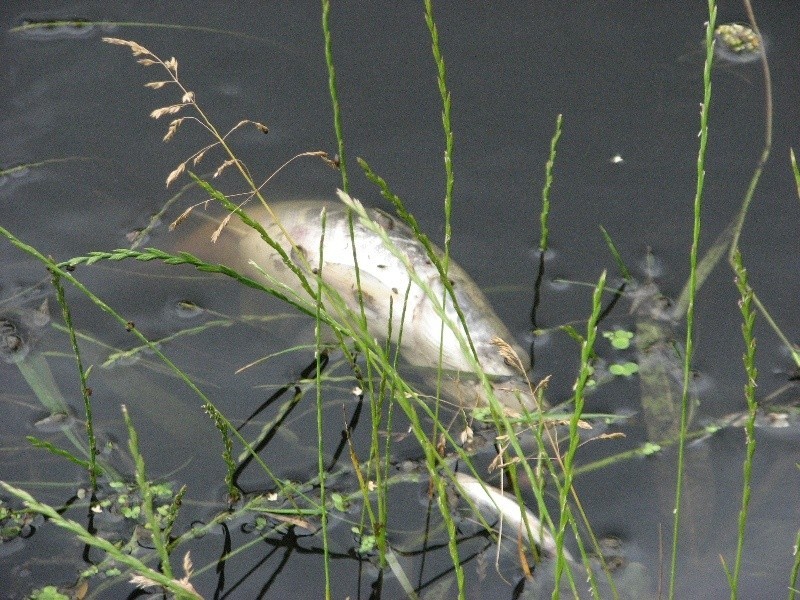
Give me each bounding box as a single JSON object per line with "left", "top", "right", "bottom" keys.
{"left": 1, "top": 2, "right": 799, "bottom": 598}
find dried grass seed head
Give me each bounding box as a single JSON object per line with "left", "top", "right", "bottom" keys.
{"left": 169, "top": 205, "right": 194, "bottom": 231}
{"left": 211, "top": 212, "right": 236, "bottom": 243}
{"left": 213, "top": 158, "right": 237, "bottom": 179}
{"left": 101, "top": 37, "right": 153, "bottom": 58}
{"left": 491, "top": 336, "right": 526, "bottom": 374}
{"left": 151, "top": 104, "right": 185, "bottom": 119}
{"left": 165, "top": 162, "right": 186, "bottom": 187}
{"left": 163, "top": 118, "right": 184, "bottom": 142}
{"left": 192, "top": 148, "right": 208, "bottom": 165}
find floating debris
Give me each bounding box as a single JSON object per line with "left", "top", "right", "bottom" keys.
{"left": 125, "top": 228, "right": 148, "bottom": 245}
{"left": 33, "top": 411, "right": 76, "bottom": 433}
{"left": 714, "top": 23, "right": 762, "bottom": 63}
{"left": 0, "top": 301, "right": 50, "bottom": 364}
{"left": 11, "top": 19, "right": 97, "bottom": 40}
{"left": 173, "top": 299, "right": 204, "bottom": 319}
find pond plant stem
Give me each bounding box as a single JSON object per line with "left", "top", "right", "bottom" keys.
{"left": 669, "top": 2, "right": 716, "bottom": 598}
{"left": 0, "top": 482, "right": 201, "bottom": 599}
{"left": 674, "top": 0, "right": 795, "bottom": 367}
{"left": 0, "top": 225, "right": 305, "bottom": 506}
{"left": 530, "top": 114, "right": 564, "bottom": 340}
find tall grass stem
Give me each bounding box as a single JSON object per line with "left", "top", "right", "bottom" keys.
{"left": 51, "top": 274, "right": 98, "bottom": 489}
{"left": 728, "top": 251, "right": 758, "bottom": 598}
{"left": 539, "top": 114, "right": 563, "bottom": 253}
{"left": 727, "top": 0, "right": 772, "bottom": 263}
{"left": 669, "top": 2, "right": 716, "bottom": 597}
{"left": 553, "top": 270, "right": 606, "bottom": 595}
{"left": 122, "top": 405, "right": 173, "bottom": 579}
{"left": 321, "top": 0, "right": 349, "bottom": 193}
{"left": 314, "top": 209, "right": 332, "bottom": 599}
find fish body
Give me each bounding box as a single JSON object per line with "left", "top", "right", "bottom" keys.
{"left": 237, "top": 195, "right": 536, "bottom": 411}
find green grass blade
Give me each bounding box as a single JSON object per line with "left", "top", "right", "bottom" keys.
{"left": 25, "top": 436, "right": 101, "bottom": 474}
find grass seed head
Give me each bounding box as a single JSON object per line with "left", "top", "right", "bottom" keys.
{"left": 166, "top": 162, "right": 186, "bottom": 187}
{"left": 163, "top": 118, "right": 183, "bottom": 142}
{"left": 213, "top": 158, "right": 236, "bottom": 179}
{"left": 211, "top": 213, "right": 235, "bottom": 243}
{"left": 192, "top": 148, "right": 208, "bottom": 165}
{"left": 101, "top": 37, "right": 153, "bottom": 58}
{"left": 491, "top": 336, "right": 526, "bottom": 375}
{"left": 169, "top": 206, "right": 194, "bottom": 231}
{"left": 151, "top": 104, "right": 185, "bottom": 119}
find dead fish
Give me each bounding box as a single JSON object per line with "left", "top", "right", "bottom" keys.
{"left": 235, "top": 191, "right": 538, "bottom": 412}
{"left": 455, "top": 471, "right": 570, "bottom": 561}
